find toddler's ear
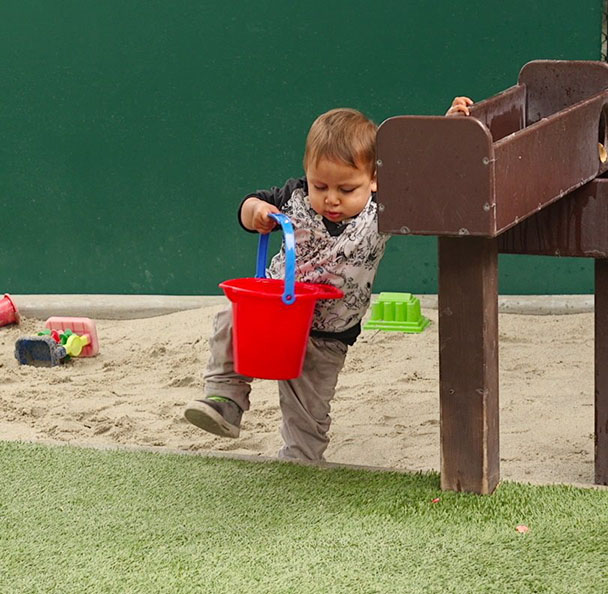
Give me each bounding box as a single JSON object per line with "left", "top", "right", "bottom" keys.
{"left": 371, "top": 178, "right": 377, "bottom": 192}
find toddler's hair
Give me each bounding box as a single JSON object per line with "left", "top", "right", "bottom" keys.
{"left": 303, "top": 108, "right": 377, "bottom": 176}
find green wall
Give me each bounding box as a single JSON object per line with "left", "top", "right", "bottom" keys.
{"left": 0, "top": 1, "right": 602, "bottom": 295}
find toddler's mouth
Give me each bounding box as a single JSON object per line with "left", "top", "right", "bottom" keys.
{"left": 324, "top": 211, "right": 342, "bottom": 221}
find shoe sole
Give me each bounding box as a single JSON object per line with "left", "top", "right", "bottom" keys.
{"left": 184, "top": 401, "right": 240, "bottom": 438}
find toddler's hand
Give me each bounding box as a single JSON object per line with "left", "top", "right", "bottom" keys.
{"left": 445, "top": 96, "right": 474, "bottom": 117}
{"left": 248, "top": 199, "right": 280, "bottom": 234}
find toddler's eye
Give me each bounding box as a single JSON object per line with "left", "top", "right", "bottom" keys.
{"left": 314, "top": 184, "right": 327, "bottom": 190}
{"left": 340, "top": 187, "right": 355, "bottom": 193}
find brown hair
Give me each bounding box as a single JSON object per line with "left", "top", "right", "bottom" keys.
{"left": 303, "top": 108, "right": 377, "bottom": 176}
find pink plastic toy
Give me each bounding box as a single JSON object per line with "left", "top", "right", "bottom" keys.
{"left": 0, "top": 294, "right": 20, "bottom": 327}
{"left": 44, "top": 317, "right": 99, "bottom": 357}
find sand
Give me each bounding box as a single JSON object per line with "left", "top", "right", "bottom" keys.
{"left": 0, "top": 300, "right": 597, "bottom": 488}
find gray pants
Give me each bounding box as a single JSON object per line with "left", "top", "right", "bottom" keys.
{"left": 203, "top": 306, "right": 348, "bottom": 461}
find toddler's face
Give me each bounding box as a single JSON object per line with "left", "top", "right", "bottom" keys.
{"left": 306, "top": 157, "right": 377, "bottom": 223}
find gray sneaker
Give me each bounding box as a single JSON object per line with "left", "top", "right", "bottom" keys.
{"left": 184, "top": 396, "right": 242, "bottom": 438}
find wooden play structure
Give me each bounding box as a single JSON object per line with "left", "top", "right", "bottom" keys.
{"left": 376, "top": 60, "right": 608, "bottom": 494}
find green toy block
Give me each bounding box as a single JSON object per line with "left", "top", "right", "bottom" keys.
{"left": 364, "top": 292, "right": 430, "bottom": 333}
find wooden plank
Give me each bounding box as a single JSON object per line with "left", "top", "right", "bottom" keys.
{"left": 494, "top": 91, "right": 608, "bottom": 234}
{"left": 377, "top": 116, "right": 494, "bottom": 236}
{"left": 498, "top": 179, "right": 608, "bottom": 258}
{"left": 595, "top": 259, "right": 608, "bottom": 485}
{"left": 438, "top": 237, "right": 499, "bottom": 493}
{"left": 468, "top": 83, "right": 525, "bottom": 142}
{"left": 519, "top": 60, "right": 608, "bottom": 124}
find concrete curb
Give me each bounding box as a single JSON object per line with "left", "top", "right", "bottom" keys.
{"left": 418, "top": 294, "right": 594, "bottom": 315}
{"left": 6, "top": 293, "right": 595, "bottom": 320}
{"left": 8, "top": 294, "right": 227, "bottom": 320}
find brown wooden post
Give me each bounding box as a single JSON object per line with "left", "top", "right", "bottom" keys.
{"left": 438, "top": 237, "right": 499, "bottom": 493}
{"left": 595, "top": 259, "right": 608, "bottom": 484}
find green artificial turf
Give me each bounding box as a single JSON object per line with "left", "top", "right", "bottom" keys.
{"left": 0, "top": 441, "right": 606, "bottom": 594}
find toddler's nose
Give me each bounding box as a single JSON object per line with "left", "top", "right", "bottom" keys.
{"left": 325, "top": 191, "right": 340, "bottom": 205}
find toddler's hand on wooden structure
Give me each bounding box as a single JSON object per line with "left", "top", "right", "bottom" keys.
{"left": 445, "top": 96, "right": 473, "bottom": 116}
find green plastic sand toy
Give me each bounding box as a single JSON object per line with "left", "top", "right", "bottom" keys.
{"left": 364, "top": 292, "right": 430, "bottom": 333}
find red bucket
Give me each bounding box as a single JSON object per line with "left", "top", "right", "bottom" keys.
{"left": 220, "top": 213, "right": 343, "bottom": 380}
{"left": 220, "top": 277, "right": 342, "bottom": 379}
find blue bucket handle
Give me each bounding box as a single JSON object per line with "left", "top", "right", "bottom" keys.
{"left": 255, "top": 213, "right": 296, "bottom": 305}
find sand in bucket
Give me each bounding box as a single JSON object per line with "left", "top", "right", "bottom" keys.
{"left": 220, "top": 213, "right": 342, "bottom": 380}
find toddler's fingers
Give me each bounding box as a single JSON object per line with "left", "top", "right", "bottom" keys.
{"left": 263, "top": 208, "right": 280, "bottom": 230}
{"left": 258, "top": 216, "right": 278, "bottom": 234}
{"left": 445, "top": 104, "right": 470, "bottom": 116}
{"left": 452, "top": 96, "right": 474, "bottom": 106}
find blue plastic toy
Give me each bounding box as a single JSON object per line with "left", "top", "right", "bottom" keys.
{"left": 14, "top": 336, "right": 67, "bottom": 367}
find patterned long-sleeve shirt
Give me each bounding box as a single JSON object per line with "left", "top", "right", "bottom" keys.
{"left": 239, "top": 177, "right": 389, "bottom": 345}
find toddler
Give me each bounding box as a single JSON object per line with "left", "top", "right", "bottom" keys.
{"left": 185, "top": 99, "right": 470, "bottom": 461}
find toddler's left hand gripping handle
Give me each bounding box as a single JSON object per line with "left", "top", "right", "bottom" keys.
{"left": 255, "top": 213, "right": 296, "bottom": 305}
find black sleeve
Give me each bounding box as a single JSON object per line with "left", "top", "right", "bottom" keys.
{"left": 238, "top": 177, "right": 307, "bottom": 232}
